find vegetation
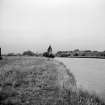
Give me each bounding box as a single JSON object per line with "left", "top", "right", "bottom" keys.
{"left": 22, "top": 50, "right": 35, "bottom": 56}
{"left": 43, "top": 52, "right": 55, "bottom": 58}
{"left": 5, "top": 51, "right": 41, "bottom": 57}
{"left": 0, "top": 56, "right": 2, "bottom": 60}
{"left": 7, "top": 53, "right": 16, "bottom": 56}
{"left": 0, "top": 57, "right": 104, "bottom": 105}
{"left": 56, "top": 49, "right": 105, "bottom": 58}
{"left": 2, "top": 48, "right": 105, "bottom": 59}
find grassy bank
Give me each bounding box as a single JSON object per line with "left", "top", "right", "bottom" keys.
{"left": 0, "top": 57, "right": 104, "bottom": 105}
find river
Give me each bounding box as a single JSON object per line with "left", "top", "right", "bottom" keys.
{"left": 56, "top": 57, "right": 105, "bottom": 98}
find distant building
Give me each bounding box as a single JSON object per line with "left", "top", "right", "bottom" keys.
{"left": 0, "top": 48, "right": 2, "bottom": 60}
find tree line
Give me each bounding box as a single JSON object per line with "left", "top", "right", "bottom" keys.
{"left": 56, "top": 49, "right": 105, "bottom": 58}
{"left": 3, "top": 49, "right": 105, "bottom": 59}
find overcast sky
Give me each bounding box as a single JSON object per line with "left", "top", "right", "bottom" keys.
{"left": 0, "top": 0, "right": 105, "bottom": 53}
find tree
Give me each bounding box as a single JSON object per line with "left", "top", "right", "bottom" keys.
{"left": 23, "top": 50, "right": 35, "bottom": 56}
{"left": 7, "top": 53, "right": 16, "bottom": 56}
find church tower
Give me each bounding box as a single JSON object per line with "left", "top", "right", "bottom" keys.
{"left": 47, "top": 45, "right": 52, "bottom": 55}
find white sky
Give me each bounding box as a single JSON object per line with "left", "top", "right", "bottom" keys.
{"left": 0, "top": 0, "right": 105, "bottom": 53}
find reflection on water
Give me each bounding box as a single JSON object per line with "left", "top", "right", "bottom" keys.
{"left": 56, "top": 57, "right": 105, "bottom": 98}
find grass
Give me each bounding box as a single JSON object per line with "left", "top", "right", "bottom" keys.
{"left": 0, "top": 56, "right": 104, "bottom": 105}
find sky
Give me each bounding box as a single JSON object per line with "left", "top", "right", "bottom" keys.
{"left": 0, "top": 0, "right": 105, "bottom": 54}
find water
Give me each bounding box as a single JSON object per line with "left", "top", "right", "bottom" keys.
{"left": 56, "top": 57, "right": 105, "bottom": 97}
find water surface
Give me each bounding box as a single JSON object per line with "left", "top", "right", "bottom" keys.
{"left": 56, "top": 57, "right": 105, "bottom": 97}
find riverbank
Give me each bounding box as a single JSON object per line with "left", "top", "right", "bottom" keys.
{"left": 0, "top": 57, "right": 104, "bottom": 105}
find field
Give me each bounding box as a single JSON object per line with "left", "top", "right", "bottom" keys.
{"left": 0, "top": 56, "right": 104, "bottom": 105}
